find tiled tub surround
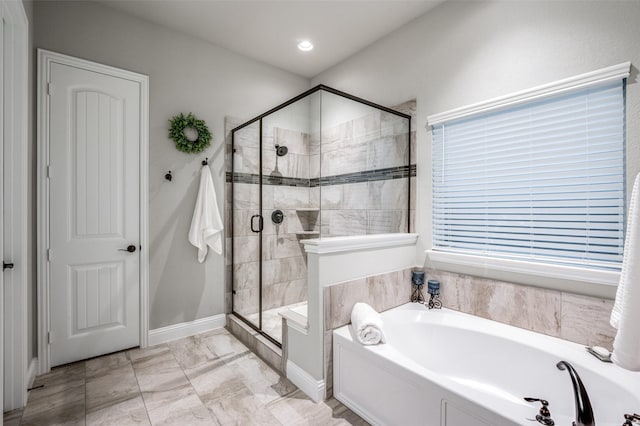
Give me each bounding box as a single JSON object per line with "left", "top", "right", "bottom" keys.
{"left": 332, "top": 303, "right": 639, "bottom": 426}
{"left": 430, "top": 269, "right": 617, "bottom": 349}
{"left": 322, "top": 268, "right": 415, "bottom": 398}
{"left": 322, "top": 267, "right": 616, "bottom": 349}
{"left": 320, "top": 267, "right": 616, "bottom": 399}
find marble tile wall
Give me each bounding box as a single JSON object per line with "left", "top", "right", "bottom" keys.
{"left": 319, "top": 105, "right": 414, "bottom": 237}
{"left": 261, "top": 126, "right": 313, "bottom": 312}
{"left": 321, "top": 266, "right": 616, "bottom": 347}
{"left": 262, "top": 127, "right": 310, "bottom": 180}
{"left": 323, "top": 268, "right": 414, "bottom": 331}
{"left": 320, "top": 111, "right": 408, "bottom": 176}
{"left": 430, "top": 269, "right": 617, "bottom": 349}
{"left": 322, "top": 267, "right": 414, "bottom": 397}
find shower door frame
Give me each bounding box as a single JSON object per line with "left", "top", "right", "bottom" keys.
{"left": 230, "top": 84, "right": 412, "bottom": 347}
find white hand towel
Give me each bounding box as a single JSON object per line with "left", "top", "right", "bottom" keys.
{"left": 351, "top": 302, "right": 386, "bottom": 346}
{"left": 189, "top": 165, "right": 224, "bottom": 263}
{"left": 610, "top": 172, "right": 640, "bottom": 371}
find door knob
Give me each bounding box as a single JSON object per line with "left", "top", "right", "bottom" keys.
{"left": 119, "top": 245, "right": 137, "bottom": 253}
{"left": 3, "top": 261, "right": 14, "bottom": 270}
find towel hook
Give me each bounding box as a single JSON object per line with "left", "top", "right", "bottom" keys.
{"left": 202, "top": 158, "right": 208, "bottom": 166}
{"left": 165, "top": 171, "right": 172, "bottom": 181}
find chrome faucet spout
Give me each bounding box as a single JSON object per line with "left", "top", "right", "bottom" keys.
{"left": 556, "top": 361, "right": 595, "bottom": 426}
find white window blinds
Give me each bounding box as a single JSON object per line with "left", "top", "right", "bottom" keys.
{"left": 431, "top": 80, "right": 625, "bottom": 271}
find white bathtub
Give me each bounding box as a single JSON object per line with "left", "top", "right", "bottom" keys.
{"left": 333, "top": 303, "right": 640, "bottom": 426}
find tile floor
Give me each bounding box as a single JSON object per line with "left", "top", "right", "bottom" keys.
{"left": 3, "top": 328, "right": 367, "bottom": 426}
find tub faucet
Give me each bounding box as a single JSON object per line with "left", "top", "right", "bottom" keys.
{"left": 556, "top": 361, "right": 595, "bottom": 426}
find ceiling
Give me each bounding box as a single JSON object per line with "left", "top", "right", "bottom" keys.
{"left": 97, "top": 0, "right": 443, "bottom": 78}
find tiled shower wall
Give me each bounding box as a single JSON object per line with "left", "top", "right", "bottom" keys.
{"left": 316, "top": 103, "right": 416, "bottom": 236}
{"left": 225, "top": 118, "right": 311, "bottom": 318}
{"left": 224, "top": 99, "right": 416, "bottom": 317}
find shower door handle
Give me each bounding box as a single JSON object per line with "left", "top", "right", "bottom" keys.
{"left": 250, "top": 214, "right": 263, "bottom": 233}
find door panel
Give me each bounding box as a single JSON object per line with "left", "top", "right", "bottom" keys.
{"left": 49, "top": 62, "right": 140, "bottom": 367}
{"left": 72, "top": 90, "right": 124, "bottom": 238}
{"left": 70, "top": 262, "right": 124, "bottom": 333}
{"left": 232, "top": 122, "right": 261, "bottom": 329}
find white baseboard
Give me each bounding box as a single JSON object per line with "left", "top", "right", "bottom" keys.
{"left": 148, "top": 314, "right": 226, "bottom": 346}
{"left": 27, "top": 357, "right": 39, "bottom": 389}
{"left": 286, "top": 360, "right": 325, "bottom": 403}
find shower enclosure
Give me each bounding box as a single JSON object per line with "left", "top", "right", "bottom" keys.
{"left": 230, "top": 85, "right": 411, "bottom": 345}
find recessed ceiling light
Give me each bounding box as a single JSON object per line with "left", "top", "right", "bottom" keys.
{"left": 297, "top": 40, "right": 314, "bottom": 52}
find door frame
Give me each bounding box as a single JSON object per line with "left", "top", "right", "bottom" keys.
{"left": 37, "top": 49, "right": 149, "bottom": 373}
{"left": 2, "top": 0, "right": 29, "bottom": 411}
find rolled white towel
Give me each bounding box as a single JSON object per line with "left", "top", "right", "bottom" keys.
{"left": 351, "top": 302, "right": 386, "bottom": 345}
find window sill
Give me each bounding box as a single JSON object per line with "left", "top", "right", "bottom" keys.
{"left": 425, "top": 250, "right": 619, "bottom": 298}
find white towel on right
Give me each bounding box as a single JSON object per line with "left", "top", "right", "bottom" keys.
{"left": 351, "top": 302, "right": 386, "bottom": 346}
{"left": 610, "top": 172, "right": 640, "bottom": 371}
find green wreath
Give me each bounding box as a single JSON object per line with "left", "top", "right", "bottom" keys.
{"left": 168, "top": 112, "right": 212, "bottom": 153}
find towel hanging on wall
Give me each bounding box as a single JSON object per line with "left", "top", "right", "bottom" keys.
{"left": 610, "top": 172, "right": 640, "bottom": 371}
{"left": 189, "top": 164, "right": 223, "bottom": 262}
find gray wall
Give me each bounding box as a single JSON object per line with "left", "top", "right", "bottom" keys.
{"left": 312, "top": 0, "right": 640, "bottom": 296}
{"left": 33, "top": 1, "right": 310, "bottom": 329}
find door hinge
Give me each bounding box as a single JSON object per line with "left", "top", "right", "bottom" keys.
{"left": 46, "top": 165, "right": 51, "bottom": 178}
{"left": 47, "top": 249, "right": 51, "bottom": 262}
{"left": 47, "top": 82, "right": 52, "bottom": 96}
{"left": 48, "top": 331, "right": 52, "bottom": 344}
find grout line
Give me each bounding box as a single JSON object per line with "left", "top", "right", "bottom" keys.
{"left": 128, "top": 350, "right": 153, "bottom": 425}
{"left": 166, "top": 337, "right": 221, "bottom": 425}
{"left": 83, "top": 362, "right": 87, "bottom": 424}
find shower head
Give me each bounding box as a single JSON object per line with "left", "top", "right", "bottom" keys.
{"left": 275, "top": 144, "right": 288, "bottom": 157}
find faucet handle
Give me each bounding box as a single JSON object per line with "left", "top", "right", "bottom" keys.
{"left": 524, "top": 397, "right": 554, "bottom": 425}
{"left": 623, "top": 413, "right": 640, "bottom": 425}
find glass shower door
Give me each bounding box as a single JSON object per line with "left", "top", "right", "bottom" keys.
{"left": 259, "top": 93, "right": 318, "bottom": 343}
{"left": 231, "top": 121, "right": 261, "bottom": 329}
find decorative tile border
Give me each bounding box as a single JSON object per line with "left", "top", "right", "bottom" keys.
{"left": 226, "top": 164, "right": 416, "bottom": 187}
{"left": 228, "top": 172, "right": 311, "bottom": 187}
{"left": 311, "top": 165, "right": 415, "bottom": 187}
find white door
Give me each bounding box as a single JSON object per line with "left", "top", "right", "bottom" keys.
{"left": 3, "top": 1, "right": 28, "bottom": 411}
{"left": 48, "top": 61, "right": 141, "bottom": 367}
{"left": 1, "top": 9, "right": 5, "bottom": 416}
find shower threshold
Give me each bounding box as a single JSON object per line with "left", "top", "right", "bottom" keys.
{"left": 245, "top": 301, "right": 308, "bottom": 343}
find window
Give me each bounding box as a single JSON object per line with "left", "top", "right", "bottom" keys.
{"left": 429, "top": 65, "right": 629, "bottom": 276}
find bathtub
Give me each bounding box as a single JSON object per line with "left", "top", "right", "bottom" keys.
{"left": 333, "top": 303, "right": 640, "bottom": 426}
